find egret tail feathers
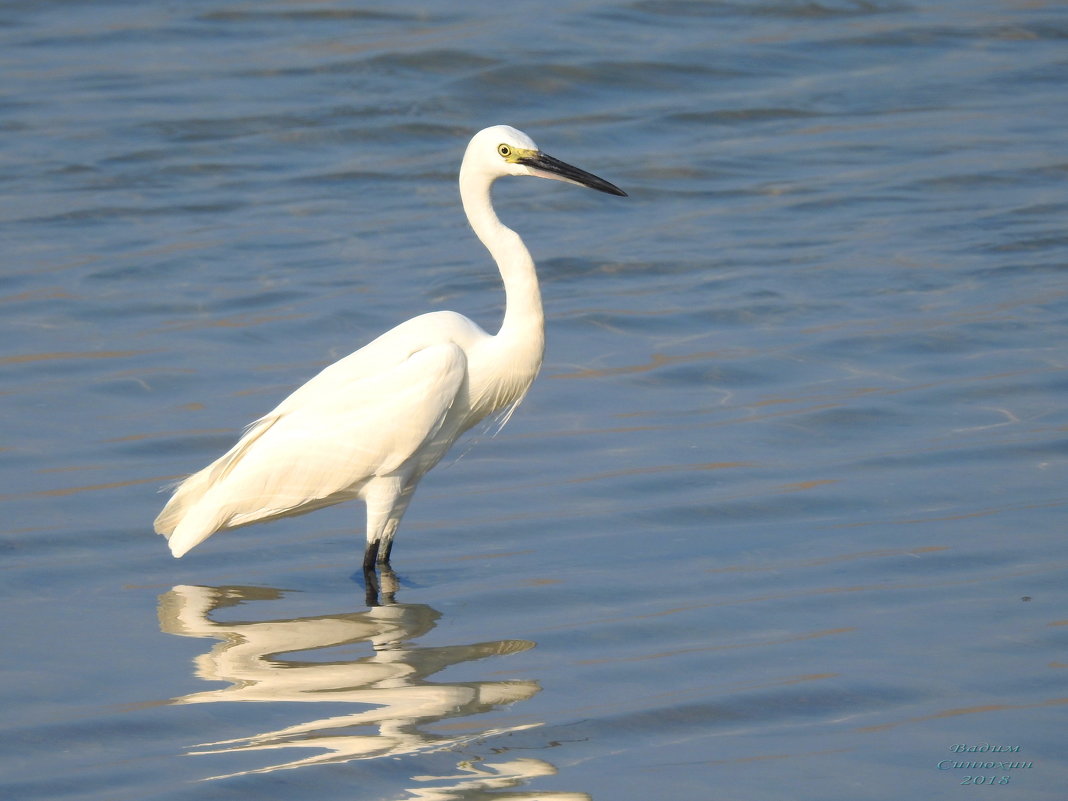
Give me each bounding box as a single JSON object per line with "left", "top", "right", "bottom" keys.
{"left": 153, "top": 416, "right": 279, "bottom": 549}
{"left": 153, "top": 464, "right": 215, "bottom": 538}
{"left": 165, "top": 500, "right": 229, "bottom": 558}
{"left": 154, "top": 460, "right": 236, "bottom": 557}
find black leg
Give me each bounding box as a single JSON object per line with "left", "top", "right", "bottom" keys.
{"left": 362, "top": 540, "right": 397, "bottom": 607}
{"left": 363, "top": 539, "right": 380, "bottom": 573}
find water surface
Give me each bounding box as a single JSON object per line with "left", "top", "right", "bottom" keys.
{"left": 2, "top": 1, "right": 1067, "bottom": 799}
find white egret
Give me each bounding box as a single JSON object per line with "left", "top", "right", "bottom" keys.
{"left": 154, "top": 125, "right": 626, "bottom": 572}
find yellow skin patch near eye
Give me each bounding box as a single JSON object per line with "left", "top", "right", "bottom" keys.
{"left": 498, "top": 144, "right": 537, "bottom": 163}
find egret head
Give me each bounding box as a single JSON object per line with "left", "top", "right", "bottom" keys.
{"left": 463, "top": 125, "right": 627, "bottom": 197}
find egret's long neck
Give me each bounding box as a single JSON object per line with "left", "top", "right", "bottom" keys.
{"left": 459, "top": 168, "right": 545, "bottom": 352}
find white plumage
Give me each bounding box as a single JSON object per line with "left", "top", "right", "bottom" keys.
{"left": 154, "top": 125, "right": 626, "bottom": 570}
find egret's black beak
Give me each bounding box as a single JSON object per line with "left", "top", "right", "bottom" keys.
{"left": 519, "top": 152, "right": 628, "bottom": 197}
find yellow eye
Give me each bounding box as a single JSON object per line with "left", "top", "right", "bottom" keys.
{"left": 497, "top": 144, "right": 511, "bottom": 158}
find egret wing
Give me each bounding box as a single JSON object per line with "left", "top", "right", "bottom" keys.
{"left": 215, "top": 342, "right": 467, "bottom": 521}
{"left": 196, "top": 311, "right": 484, "bottom": 493}
{"left": 162, "top": 343, "right": 466, "bottom": 552}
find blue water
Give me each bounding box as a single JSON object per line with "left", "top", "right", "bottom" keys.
{"left": 3, "top": 1, "right": 1067, "bottom": 799}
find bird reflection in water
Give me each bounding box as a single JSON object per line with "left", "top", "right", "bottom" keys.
{"left": 157, "top": 576, "right": 586, "bottom": 798}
